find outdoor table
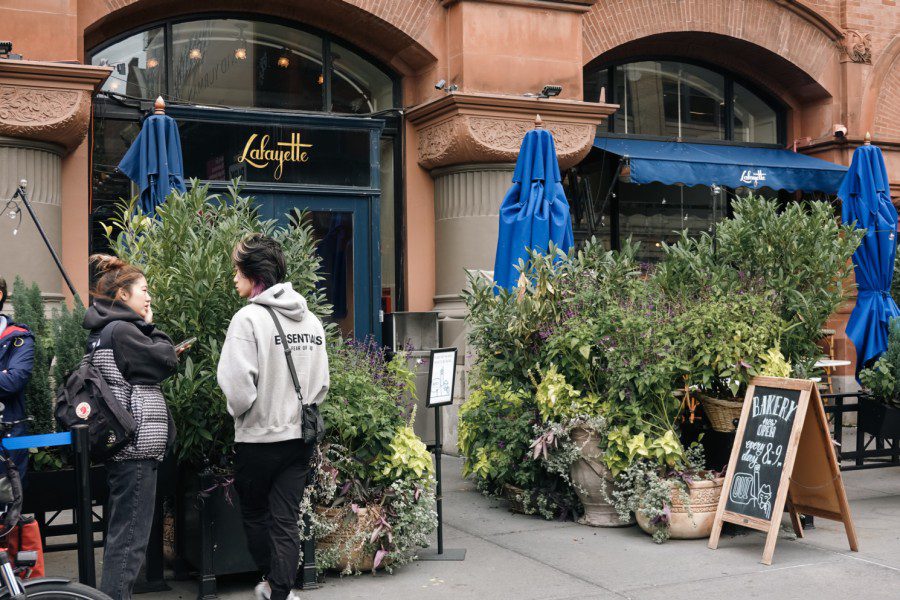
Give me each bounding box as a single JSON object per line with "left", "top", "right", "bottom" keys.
{"left": 814, "top": 358, "right": 852, "bottom": 395}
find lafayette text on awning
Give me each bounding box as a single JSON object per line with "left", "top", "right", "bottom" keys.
{"left": 594, "top": 137, "right": 848, "bottom": 194}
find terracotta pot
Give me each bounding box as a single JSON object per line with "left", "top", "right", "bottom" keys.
{"left": 636, "top": 476, "right": 724, "bottom": 540}
{"left": 570, "top": 426, "right": 632, "bottom": 527}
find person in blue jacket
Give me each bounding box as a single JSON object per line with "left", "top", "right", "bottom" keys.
{"left": 0, "top": 276, "right": 34, "bottom": 482}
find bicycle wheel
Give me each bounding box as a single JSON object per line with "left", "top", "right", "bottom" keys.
{"left": 19, "top": 581, "right": 112, "bottom": 599}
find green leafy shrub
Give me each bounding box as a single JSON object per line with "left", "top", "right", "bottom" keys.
{"left": 860, "top": 317, "right": 900, "bottom": 407}
{"left": 51, "top": 297, "right": 88, "bottom": 385}
{"left": 105, "top": 181, "right": 327, "bottom": 468}
{"left": 533, "top": 365, "right": 602, "bottom": 423}
{"left": 673, "top": 291, "right": 787, "bottom": 397}
{"left": 656, "top": 195, "right": 862, "bottom": 369}
{"left": 458, "top": 379, "right": 535, "bottom": 489}
{"left": 10, "top": 278, "right": 52, "bottom": 433}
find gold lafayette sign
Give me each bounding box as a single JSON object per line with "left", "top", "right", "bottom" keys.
{"left": 238, "top": 132, "right": 313, "bottom": 180}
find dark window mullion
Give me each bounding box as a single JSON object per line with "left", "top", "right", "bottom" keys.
{"left": 165, "top": 21, "right": 174, "bottom": 102}
{"left": 724, "top": 77, "right": 734, "bottom": 141}
{"left": 323, "top": 38, "right": 333, "bottom": 112}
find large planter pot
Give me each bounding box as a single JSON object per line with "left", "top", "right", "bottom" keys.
{"left": 636, "top": 476, "right": 724, "bottom": 540}
{"left": 177, "top": 470, "right": 257, "bottom": 599}
{"left": 858, "top": 395, "right": 900, "bottom": 440}
{"left": 24, "top": 465, "right": 109, "bottom": 552}
{"left": 699, "top": 393, "right": 744, "bottom": 433}
{"left": 570, "top": 426, "right": 631, "bottom": 527}
{"left": 315, "top": 505, "right": 387, "bottom": 573}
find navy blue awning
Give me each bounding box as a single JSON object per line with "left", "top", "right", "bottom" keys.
{"left": 593, "top": 137, "right": 848, "bottom": 194}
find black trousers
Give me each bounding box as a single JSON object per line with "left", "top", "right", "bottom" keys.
{"left": 234, "top": 439, "right": 315, "bottom": 600}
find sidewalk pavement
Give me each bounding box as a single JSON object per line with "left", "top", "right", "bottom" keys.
{"left": 44, "top": 454, "right": 900, "bottom": 600}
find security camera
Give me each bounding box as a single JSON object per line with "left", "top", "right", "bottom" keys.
{"left": 833, "top": 124, "right": 848, "bottom": 138}
{"left": 435, "top": 79, "right": 446, "bottom": 90}
{"left": 539, "top": 85, "right": 563, "bottom": 98}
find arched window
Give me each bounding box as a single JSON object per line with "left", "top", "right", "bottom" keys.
{"left": 584, "top": 59, "right": 783, "bottom": 145}
{"left": 90, "top": 17, "right": 398, "bottom": 114}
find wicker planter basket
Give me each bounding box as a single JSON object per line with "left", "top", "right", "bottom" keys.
{"left": 699, "top": 394, "right": 744, "bottom": 432}
{"left": 503, "top": 484, "right": 528, "bottom": 514}
{"left": 315, "top": 505, "right": 386, "bottom": 573}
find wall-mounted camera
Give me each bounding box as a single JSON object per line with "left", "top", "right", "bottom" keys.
{"left": 833, "top": 124, "right": 848, "bottom": 138}
{"left": 434, "top": 80, "right": 458, "bottom": 93}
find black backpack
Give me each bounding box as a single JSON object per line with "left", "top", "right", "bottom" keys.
{"left": 55, "top": 324, "right": 136, "bottom": 460}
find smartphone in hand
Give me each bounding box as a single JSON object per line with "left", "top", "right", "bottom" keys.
{"left": 174, "top": 337, "right": 198, "bottom": 355}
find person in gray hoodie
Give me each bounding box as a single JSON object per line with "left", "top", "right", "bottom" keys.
{"left": 217, "top": 233, "right": 328, "bottom": 600}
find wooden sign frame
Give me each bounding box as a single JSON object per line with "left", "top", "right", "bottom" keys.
{"left": 708, "top": 376, "right": 858, "bottom": 565}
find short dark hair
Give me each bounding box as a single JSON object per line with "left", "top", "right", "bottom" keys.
{"left": 0, "top": 276, "right": 6, "bottom": 311}
{"left": 232, "top": 234, "right": 286, "bottom": 294}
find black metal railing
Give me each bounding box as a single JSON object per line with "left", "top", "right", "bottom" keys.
{"left": 822, "top": 392, "right": 900, "bottom": 471}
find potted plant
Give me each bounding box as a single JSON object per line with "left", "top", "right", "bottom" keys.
{"left": 859, "top": 318, "right": 900, "bottom": 440}
{"left": 310, "top": 338, "right": 436, "bottom": 575}
{"left": 527, "top": 365, "right": 626, "bottom": 526}
{"left": 612, "top": 442, "right": 723, "bottom": 543}
{"left": 673, "top": 292, "right": 788, "bottom": 432}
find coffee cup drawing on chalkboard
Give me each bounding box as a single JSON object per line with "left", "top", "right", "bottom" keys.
{"left": 729, "top": 465, "right": 773, "bottom": 519}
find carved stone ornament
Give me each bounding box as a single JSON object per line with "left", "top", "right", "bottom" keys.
{"left": 0, "top": 85, "right": 93, "bottom": 152}
{"left": 837, "top": 30, "right": 872, "bottom": 64}
{"left": 409, "top": 92, "right": 617, "bottom": 171}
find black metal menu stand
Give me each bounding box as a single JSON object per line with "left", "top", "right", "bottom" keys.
{"left": 419, "top": 348, "right": 466, "bottom": 561}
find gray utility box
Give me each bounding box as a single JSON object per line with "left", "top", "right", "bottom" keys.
{"left": 384, "top": 312, "right": 440, "bottom": 446}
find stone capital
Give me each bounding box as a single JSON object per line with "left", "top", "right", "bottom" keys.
{"left": 0, "top": 60, "right": 111, "bottom": 154}
{"left": 406, "top": 92, "right": 618, "bottom": 171}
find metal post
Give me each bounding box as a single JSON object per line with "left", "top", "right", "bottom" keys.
{"left": 434, "top": 406, "right": 443, "bottom": 555}
{"left": 14, "top": 183, "right": 81, "bottom": 303}
{"left": 71, "top": 425, "right": 95, "bottom": 587}
{"left": 297, "top": 513, "right": 319, "bottom": 589}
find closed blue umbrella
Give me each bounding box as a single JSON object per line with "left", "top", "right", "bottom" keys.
{"left": 118, "top": 97, "right": 186, "bottom": 215}
{"left": 493, "top": 123, "right": 574, "bottom": 291}
{"left": 839, "top": 139, "right": 900, "bottom": 374}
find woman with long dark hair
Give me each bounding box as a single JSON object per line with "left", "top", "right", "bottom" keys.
{"left": 83, "top": 254, "right": 180, "bottom": 600}
{"left": 217, "top": 233, "right": 329, "bottom": 600}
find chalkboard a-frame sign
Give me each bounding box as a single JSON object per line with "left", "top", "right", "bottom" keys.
{"left": 708, "top": 377, "right": 858, "bottom": 565}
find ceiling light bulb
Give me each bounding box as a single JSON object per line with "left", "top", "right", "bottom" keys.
{"left": 146, "top": 58, "right": 159, "bottom": 69}
{"left": 317, "top": 73, "right": 324, "bottom": 85}
{"left": 235, "top": 47, "right": 247, "bottom": 60}
{"left": 12, "top": 228, "right": 17, "bottom": 236}
{"left": 109, "top": 81, "right": 120, "bottom": 91}
{"left": 277, "top": 54, "right": 290, "bottom": 68}
{"left": 189, "top": 48, "right": 202, "bottom": 60}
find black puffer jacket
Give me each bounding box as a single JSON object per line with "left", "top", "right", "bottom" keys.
{"left": 83, "top": 300, "right": 178, "bottom": 461}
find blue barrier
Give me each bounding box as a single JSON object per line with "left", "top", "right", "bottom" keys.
{"left": 1, "top": 432, "right": 72, "bottom": 450}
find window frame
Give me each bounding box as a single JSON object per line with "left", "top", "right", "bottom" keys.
{"left": 87, "top": 12, "right": 401, "bottom": 114}
{"left": 587, "top": 56, "right": 786, "bottom": 147}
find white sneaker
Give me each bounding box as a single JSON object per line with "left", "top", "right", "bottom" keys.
{"left": 287, "top": 592, "right": 301, "bottom": 600}
{"left": 254, "top": 581, "right": 271, "bottom": 600}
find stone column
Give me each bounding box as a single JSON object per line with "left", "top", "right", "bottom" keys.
{"left": 407, "top": 92, "right": 617, "bottom": 451}
{"left": 0, "top": 60, "right": 111, "bottom": 310}
{"left": 0, "top": 137, "right": 64, "bottom": 312}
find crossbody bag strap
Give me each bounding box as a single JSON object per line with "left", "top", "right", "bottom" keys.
{"left": 263, "top": 305, "right": 304, "bottom": 404}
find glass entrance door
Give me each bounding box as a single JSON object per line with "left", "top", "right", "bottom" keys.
{"left": 255, "top": 194, "right": 380, "bottom": 341}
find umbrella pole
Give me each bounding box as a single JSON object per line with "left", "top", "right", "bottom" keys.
{"left": 13, "top": 181, "right": 82, "bottom": 304}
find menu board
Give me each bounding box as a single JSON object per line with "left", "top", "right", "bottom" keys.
{"left": 723, "top": 386, "right": 801, "bottom": 521}
{"left": 709, "top": 377, "right": 858, "bottom": 565}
